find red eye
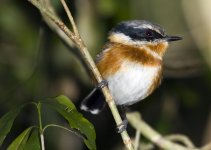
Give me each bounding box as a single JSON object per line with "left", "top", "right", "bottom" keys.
{"left": 145, "top": 30, "right": 153, "bottom": 37}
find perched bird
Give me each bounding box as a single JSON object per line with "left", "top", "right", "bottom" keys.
{"left": 80, "top": 20, "right": 181, "bottom": 129}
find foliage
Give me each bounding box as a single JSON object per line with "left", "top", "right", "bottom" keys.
{"left": 0, "top": 106, "right": 25, "bottom": 146}
{"left": 47, "top": 95, "right": 96, "bottom": 150}
{"left": 0, "top": 95, "right": 96, "bottom": 150}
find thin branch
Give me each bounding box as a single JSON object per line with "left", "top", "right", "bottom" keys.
{"left": 165, "top": 134, "right": 195, "bottom": 148}
{"left": 139, "top": 142, "right": 154, "bottom": 150}
{"left": 39, "top": 0, "right": 92, "bottom": 78}
{"left": 41, "top": 0, "right": 55, "bottom": 13}
{"left": 29, "top": 0, "right": 76, "bottom": 43}
{"left": 60, "top": 0, "right": 80, "bottom": 37}
{"left": 134, "top": 130, "right": 140, "bottom": 150}
{"left": 28, "top": 0, "right": 134, "bottom": 149}
{"left": 127, "top": 112, "right": 188, "bottom": 150}
{"left": 128, "top": 112, "right": 211, "bottom": 150}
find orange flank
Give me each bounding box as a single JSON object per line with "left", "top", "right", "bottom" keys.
{"left": 97, "top": 42, "right": 162, "bottom": 77}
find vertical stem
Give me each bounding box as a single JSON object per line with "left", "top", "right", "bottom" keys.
{"left": 134, "top": 130, "right": 140, "bottom": 150}
{"left": 40, "top": 134, "right": 45, "bottom": 150}
{"left": 37, "top": 102, "right": 45, "bottom": 150}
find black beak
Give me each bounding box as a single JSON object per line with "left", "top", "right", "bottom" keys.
{"left": 165, "top": 36, "right": 182, "bottom": 42}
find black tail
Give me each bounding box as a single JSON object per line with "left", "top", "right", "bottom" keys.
{"left": 80, "top": 88, "right": 106, "bottom": 114}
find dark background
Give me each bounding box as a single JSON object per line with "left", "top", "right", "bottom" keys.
{"left": 0, "top": 0, "right": 210, "bottom": 149}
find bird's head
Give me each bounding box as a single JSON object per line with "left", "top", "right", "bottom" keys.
{"left": 108, "top": 20, "right": 182, "bottom": 58}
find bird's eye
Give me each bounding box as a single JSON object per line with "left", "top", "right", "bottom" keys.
{"left": 145, "top": 30, "right": 153, "bottom": 37}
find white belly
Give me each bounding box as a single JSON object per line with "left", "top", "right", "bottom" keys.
{"left": 106, "top": 61, "right": 160, "bottom": 105}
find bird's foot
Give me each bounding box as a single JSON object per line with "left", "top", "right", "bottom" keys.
{"left": 116, "top": 119, "right": 128, "bottom": 133}
{"left": 97, "top": 80, "right": 108, "bottom": 89}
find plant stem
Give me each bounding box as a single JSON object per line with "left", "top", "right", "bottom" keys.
{"left": 40, "top": 134, "right": 45, "bottom": 150}
{"left": 43, "top": 124, "right": 73, "bottom": 133}
{"left": 134, "top": 130, "right": 140, "bottom": 150}
{"left": 43, "top": 124, "right": 83, "bottom": 139}
{"left": 37, "top": 102, "right": 45, "bottom": 150}
{"left": 60, "top": 0, "right": 79, "bottom": 37}
{"left": 127, "top": 112, "right": 187, "bottom": 150}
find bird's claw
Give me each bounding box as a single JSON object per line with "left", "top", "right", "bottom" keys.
{"left": 97, "top": 80, "right": 108, "bottom": 89}
{"left": 116, "top": 119, "right": 128, "bottom": 133}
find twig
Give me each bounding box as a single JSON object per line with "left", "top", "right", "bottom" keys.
{"left": 127, "top": 112, "right": 188, "bottom": 150}
{"left": 165, "top": 134, "right": 195, "bottom": 148}
{"left": 128, "top": 112, "right": 211, "bottom": 150}
{"left": 40, "top": 0, "right": 75, "bottom": 48}
{"left": 39, "top": 0, "right": 91, "bottom": 78}
{"left": 139, "top": 142, "right": 154, "bottom": 150}
{"left": 134, "top": 130, "right": 140, "bottom": 150}
{"left": 60, "top": 0, "right": 79, "bottom": 37}
{"left": 27, "top": 0, "right": 134, "bottom": 149}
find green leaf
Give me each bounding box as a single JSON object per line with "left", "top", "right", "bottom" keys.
{"left": 7, "top": 127, "right": 33, "bottom": 150}
{"left": 24, "top": 129, "right": 41, "bottom": 150}
{"left": 0, "top": 105, "right": 24, "bottom": 146}
{"left": 46, "top": 95, "right": 96, "bottom": 150}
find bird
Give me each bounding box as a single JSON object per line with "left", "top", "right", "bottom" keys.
{"left": 80, "top": 20, "right": 182, "bottom": 131}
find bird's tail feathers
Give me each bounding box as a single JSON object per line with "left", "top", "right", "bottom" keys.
{"left": 80, "top": 88, "right": 106, "bottom": 114}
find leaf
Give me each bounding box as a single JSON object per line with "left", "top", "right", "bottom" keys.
{"left": 7, "top": 127, "right": 33, "bottom": 150}
{"left": 46, "top": 95, "right": 96, "bottom": 150}
{"left": 0, "top": 105, "right": 24, "bottom": 146}
{"left": 24, "top": 129, "right": 41, "bottom": 150}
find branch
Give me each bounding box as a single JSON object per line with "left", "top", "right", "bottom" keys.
{"left": 127, "top": 112, "right": 189, "bottom": 150}
{"left": 59, "top": 0, "right": 79, "bottom": 37}
{"left": 127, "top": 112, "right": 211, "bottom": 150}
{"left": 27, "top": 0, "right": 134, "bottom": 149}
{"left": 39, "top": 0, "right": 93, "bottom": 79}
{"left": 134, "top": 130, "right": 141, "bottom": 150}
{"left": 165, "top": 134, "right": 195, "bottom": 148}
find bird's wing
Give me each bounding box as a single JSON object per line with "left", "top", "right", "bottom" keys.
{"left": 95, "top": 42, "right": 111, "bottom": 64}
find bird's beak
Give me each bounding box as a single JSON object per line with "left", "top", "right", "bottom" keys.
{"left": 165, "top": 36, "right": 182, "bottom": 42}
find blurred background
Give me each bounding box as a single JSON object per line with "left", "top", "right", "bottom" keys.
{"left": 0, "top": 0, "right": 211, "bottom": 149}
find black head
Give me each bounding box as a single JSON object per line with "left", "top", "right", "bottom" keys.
{"left": 110, "top": 20, "right": 182, "bottom": 42}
